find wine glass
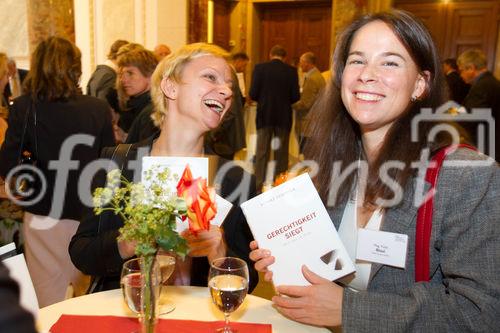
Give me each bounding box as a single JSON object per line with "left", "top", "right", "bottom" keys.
{"left": 208, "top": 257, "right": 249, "bottom": 333}
{"left": 156, "top": 253, "right": 176, "bottom": 314}
{"left": 121, "top": 258, "right": 142, "bottom": 317}
{"left": 121, "top": 257, "right": 161, "bottom": 326}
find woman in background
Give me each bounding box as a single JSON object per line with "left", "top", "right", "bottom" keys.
{"left": 114, "top": 47, "right": 157, "bottom": 143}
{"left": 250, "top": 10, "right": 499, "bottom": 332}
{"left": 0, "top": 37, "right": 115, "bottom": 307}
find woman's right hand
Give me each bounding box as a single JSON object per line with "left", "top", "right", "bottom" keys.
{"left": 117, "top": 239, "right": 137, "bottom": 259}
{"left": 249, "top": 240, "right": 275, "bottom": 282}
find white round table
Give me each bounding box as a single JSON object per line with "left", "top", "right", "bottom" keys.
{"left": 38, "top": 286, "right": 329, "bottom": 333}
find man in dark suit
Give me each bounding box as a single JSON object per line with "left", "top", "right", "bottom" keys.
{"left": 3, "top": 59, "right": 28, "bottom": 103}
{"left": 250, "top": 45, "right": 300, "bottom": 191}
{"left": 442, "top": 58, "right": 469, "bottom": 104}
{"left": 457, "top": 49, "right": 500, "bottom": 161}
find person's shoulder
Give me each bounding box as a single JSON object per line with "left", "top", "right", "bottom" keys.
{"left": 441, "top": 147, "right": 498, "bottom": 186}
{"left": 97, "top": 65, "right": 116, "bottom": 77}
{"left": 311, "top": 68, "right": 326, "bottom": 83}
{"left": 476, "top": 72, "right": 500, "bottom": 88}
{"left": 76, "top": 94, "right": 109, "bottom": 108}
{"left": 253, "top": 62, "right": 266, "bottom": 71}
{"left": 72, "top": 95, "right": 109, "bottom": 113}
{"left": 130, "top": 135, "right": 155, "bottom": 150}
{"left": 11, "top": 94, "right": 30, "bottom": 105}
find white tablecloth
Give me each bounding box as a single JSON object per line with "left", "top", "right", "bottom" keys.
{"left": 38, "top": 286, "right": 329, "bottom": 333}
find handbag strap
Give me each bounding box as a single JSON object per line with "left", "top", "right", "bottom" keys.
{"left": 32, "top": 101, "right": 38, "bottom": 159}
{"left": 415, "top": 143, "right": 476, "bottom": 282}
{"left": 16, "top": 100, "right": 38, "bottom": 163}
{"left": 16, "top": 101, "right": 31, "bottom": 164}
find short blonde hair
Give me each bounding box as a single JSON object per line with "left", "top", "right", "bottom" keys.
{"left": 150, "top": 43, "right": 230, "bottom": 127}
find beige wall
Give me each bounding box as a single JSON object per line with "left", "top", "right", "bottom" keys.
{"left": 74, "top": 0, "right": 188, "bottom": 89}
{"left": 0, "top": 0, "right": 30, "bottom": 69}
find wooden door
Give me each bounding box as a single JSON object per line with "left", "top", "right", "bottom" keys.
{"left": 396, "top": 2, "right": 447, "bottom": 56}
{"left": 213, "top": 0, "right": 232, "bottom": 51}
{"left": 259, "top": 1, "right": 332, "bottom": 72}
{"left": 396, "top": 0, "right": 500, "bottom": 71}
{"left": 444, "top": 1, "right": 499, "bottom": 69}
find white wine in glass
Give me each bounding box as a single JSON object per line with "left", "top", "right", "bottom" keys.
{"left": 209, "top": 257, "right": 249, "bottom": 333}
{"left": 121, "top": 258, "right": 142, "bottom": 316}
{"left": 156, "top": 254, "right": 176, "bottom": 314}
{"left": 121, "top": 257, "right": 161, "bottom": 332}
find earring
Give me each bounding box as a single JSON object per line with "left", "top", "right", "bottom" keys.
{"left": 410, "top": 96, "right": 417, "bottom": 102}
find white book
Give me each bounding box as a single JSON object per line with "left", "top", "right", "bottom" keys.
{"left": 141, "top": 156, "right": 232, "bottom": 232}
{"left": 241, "top": 173, "right": 355, "bottom": 286}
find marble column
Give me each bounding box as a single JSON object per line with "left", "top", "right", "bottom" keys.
{"left": 26, "top": 0, "right": 75, "bottom": 53}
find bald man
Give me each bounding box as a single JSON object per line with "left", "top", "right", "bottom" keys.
{"left": 153, "top": 44, "right": 171, "bottom": 61}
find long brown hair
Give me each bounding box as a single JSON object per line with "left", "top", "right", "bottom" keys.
{"left": 23, "top": 36, "right": 82, "bottom": 102}
{"left": 305, "top": 10, "right": 450, "bottom": 207}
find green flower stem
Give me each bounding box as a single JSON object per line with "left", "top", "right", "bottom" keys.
{"left": 141, "top": 254, "right": 157, "bottom": 333}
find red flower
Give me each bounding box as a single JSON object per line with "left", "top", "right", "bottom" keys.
{"left": 176, "top": 165, "right": 217, "bottom": 234}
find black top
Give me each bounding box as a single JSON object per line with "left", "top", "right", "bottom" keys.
{"left": 0, "top": 94, "right": 115, "bottom": 220}
{"left": 69, "top": 136, "right": 259, "bottom": 292}
{"left": 0, "top": 262, "right": 37, "bottom": 333}
{"left": 125, "top": 104, "right": 158, "bottom": 144}
{"left": 249, "top": 59, "right": 300, "bottom": 130}
{"left": 462, "top": 71, "right": 500, "bottom": 161}
{"left": 445, "top": 71, "right": 470, "bottom": 104}
{"left": 118, "top": 91, "right": 152, "bottom": 133}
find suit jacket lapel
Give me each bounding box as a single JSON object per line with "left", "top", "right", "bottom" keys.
{"left": 368, "top": 179, "right": 425, "bottom": 282}
{"left": 327, "top": 178, "right": 429, "bottom": 285}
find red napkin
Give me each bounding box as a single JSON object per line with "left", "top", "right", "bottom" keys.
{"left": 50, "top": 314, "right": 272, "bottom": 333}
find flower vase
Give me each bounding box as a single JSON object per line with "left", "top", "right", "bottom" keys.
{"left": 140, "top": 254, "right": 159, "bottom": 333}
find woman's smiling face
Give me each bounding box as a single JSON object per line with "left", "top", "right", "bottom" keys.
{"left": 163, "top": 55, "right": 233, "bottom": 132}
{"left": 341, "top": 20, "right": 427, "bottom": 138}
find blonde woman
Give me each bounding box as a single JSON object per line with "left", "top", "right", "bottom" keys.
{"left": 70, "top": 43, "right": 258, "bottom": 292}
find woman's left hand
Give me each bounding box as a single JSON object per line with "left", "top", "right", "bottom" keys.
{"left": 182, "top": 225, "right": 226, "bottom": 263}
{"left": 272, "top": 265, "right": 343, "bottom": 328}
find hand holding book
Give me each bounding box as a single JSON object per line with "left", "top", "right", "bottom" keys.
{"left": 242, "top": 173, "right": 355, "bottom": 287}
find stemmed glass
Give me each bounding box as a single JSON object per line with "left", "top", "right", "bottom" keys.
{"left": 121, "top": 257, "right": 161, "bottom": 331}
{"left": 121, "top": 257, "right": 143, "bottom": 317}
{"left": 208, "top": 257, "right": 249, "bottom": 333}
{"left": 156, "top": 253, "right": 176, "bottom": 314}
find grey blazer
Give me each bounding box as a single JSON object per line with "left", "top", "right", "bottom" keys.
{"left": 328, "top": 148, "right": 500, "bottom": 332}
{"left": 86, "top": 64, "right": 116, "bottom": 101}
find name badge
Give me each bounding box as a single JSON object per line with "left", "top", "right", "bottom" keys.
{"left": 356, "top": 228, "right": 408, "bottom": 269}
